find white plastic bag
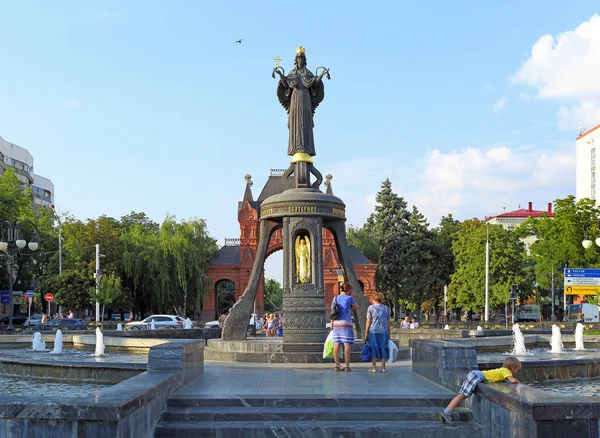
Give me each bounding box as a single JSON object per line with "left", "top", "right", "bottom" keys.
{"left": 388, "top": 340, "right": 399, "bottom": 364}
{"left": 323, "top": 330, "right": 343, "bottom": 359}
{"left": 323, "top": 330, "right": 335, "bottom": 358}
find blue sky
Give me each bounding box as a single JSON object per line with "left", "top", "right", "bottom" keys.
{"left": 1, "top": 1, "right": 599, "bottom": 281}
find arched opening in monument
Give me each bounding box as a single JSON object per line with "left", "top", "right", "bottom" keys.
{"left": 214, "top": 279, "right": 236, "bottom": 320}
{"left": 264, "top": 246, "right": 283, "bottom": 313}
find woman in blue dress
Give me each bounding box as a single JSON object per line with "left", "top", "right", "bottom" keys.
{"left": 331, "top": 282, "right": 358, "bottom": 372}
{"left": 364, "top": 293, "right": 391, "bottom": 373}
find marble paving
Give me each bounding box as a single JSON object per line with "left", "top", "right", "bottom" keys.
{"left": 176, "top": 359, "right": 453, "bottom": 397}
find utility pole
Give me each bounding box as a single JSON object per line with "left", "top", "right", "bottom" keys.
{"left": 58, "top": 227, "right": 62, "bottom": 276}
{"left": 484, "top": 223, "right": 490, "bottom": 323}
{"left": 95, "top": 244, "right": 100, "bottom": 323}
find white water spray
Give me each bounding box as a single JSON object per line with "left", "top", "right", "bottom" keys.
{"left": 575, "top": 323, "right": 585, "bottom": 351}
{"left": 444, "top": 324, "right": 450, "bottom": 330}
{"left": 512, "top": 324, "right": 527, "bottom": 354}
{"left": 150, "top": 320, "right": 156, "bottom": 330}
{"left": 550, "top": 324, "right": 564, "bottom": 353}
{"left": 94, "top": 327, "right": 105, "bottom": 356}
{"left": 31, "top": 332, "right": 46, "bottom": 351}
{"left": 476, "top": 326, "right": 483, "bottom": 332}
{"left": 184, "top": 318, "right": 193, "bottom": 329}
{"left": 116, "top": 323, "right": 123, "bottom": 331}
{"left": 51, "top": 330, "right": 63, "bottom": 354}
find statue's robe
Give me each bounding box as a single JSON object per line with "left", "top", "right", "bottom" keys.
{"left": 277, "top": 68, "right": 324, "bottom": 157}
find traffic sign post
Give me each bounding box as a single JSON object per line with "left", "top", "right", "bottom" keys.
{"left": 0, "top": 291, "right": 10, "bottom": 305}
{"left": 45, "top": 293, "right": 53, "bottom": 316}
{"left": 564, "top": 269, "right": 600, "bottom": 294}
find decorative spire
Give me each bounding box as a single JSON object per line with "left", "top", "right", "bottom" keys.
{"left": 325, "top": 174, "right": 333, "bottom": 195}
{"left": 242, "top": 174, "right": 254, "bottom": 204}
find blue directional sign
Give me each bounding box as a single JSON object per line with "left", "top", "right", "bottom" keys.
{"left": 26, "top": 290, "right": 35, "bottom": 297}
{"left": 0, "top": 291, "right": 11, "bottom": 305}
{"left": 564, "top": 268, "right": 600, "bottom": 278}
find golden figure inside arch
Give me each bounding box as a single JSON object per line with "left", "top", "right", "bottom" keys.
{"left": 295, "top": 235, "right": 311, "bottom": 283}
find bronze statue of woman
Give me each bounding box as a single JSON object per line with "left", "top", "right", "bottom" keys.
{"left": 273, "top": 46, "right": 329, "bottom": 157}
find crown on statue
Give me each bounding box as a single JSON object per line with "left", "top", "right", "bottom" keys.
{"left": 295, "top": 46, "right": 306, "bottom": 55}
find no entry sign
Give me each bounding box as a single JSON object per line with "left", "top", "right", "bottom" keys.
{"left": 45, "top": 293, "right": 54, "bottom": 302}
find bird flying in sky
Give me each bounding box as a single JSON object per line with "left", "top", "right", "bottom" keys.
{"left": 235, "top": 39, "right": 243, "bottom": 43}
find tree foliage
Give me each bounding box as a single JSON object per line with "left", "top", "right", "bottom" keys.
{"left": 449, "top": 220, "right": 527, "bottom": 312}
{"left": 264, "top": 278, "right": 283, "bottom": 312}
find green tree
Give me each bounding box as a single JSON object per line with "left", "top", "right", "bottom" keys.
{"left": 449, "top": 220, "right": 527, "bottom": 314}
{"left": 347, "top": 225, "right": 380, "bottom": 263}
{"left": 88, "top": 273, "right": 124, "bottom": 322}
{"left": 264, "top": 278, "right": 283, "bottom": 312}
{"left": 366, "top": 179, "right": 411, "bottom": 320}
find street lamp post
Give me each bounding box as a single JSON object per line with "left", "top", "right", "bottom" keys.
{"left": 484, "top": 222, "right": 490, "bottom": 324}
{"left": 0, "top": 219, "right": 38, "bottom": 333}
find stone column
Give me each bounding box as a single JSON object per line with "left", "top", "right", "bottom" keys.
{"left": 282, "top": 216, "right": 327, "bottom": 344}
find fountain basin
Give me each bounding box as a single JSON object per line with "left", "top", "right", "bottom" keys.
{"left": 411, "top": 337, "right": 600, "bottom": 437}
{"left": 0, "top": 373, "right": 111, "bottom": 396}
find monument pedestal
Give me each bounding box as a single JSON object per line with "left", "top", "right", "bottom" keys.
{"left": 222, "top": 188, "right": 370, "bottom": 343}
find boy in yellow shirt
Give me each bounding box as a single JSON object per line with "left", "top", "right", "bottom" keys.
{"left": 440, "top": 356, "right": 522, "bottom": 425}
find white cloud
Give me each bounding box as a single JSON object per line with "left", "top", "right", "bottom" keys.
{"left": 492, "top": 97, "right": 508, "bottom": 113}
{"left": 484, "top": 84, "right": 495, "bottom": 92}
{"left": 324, "top": 142, "right": 573, "bottom": 230}
{"left": 512, "top": 14, "right": 600, "bottom": 130}
{"left": 63, "top": 100, "right": 80, "bottom": 108}
{"left": 411, "top": 145, "right": 574, "bottom": 224}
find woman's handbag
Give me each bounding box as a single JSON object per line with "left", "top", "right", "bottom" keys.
{"left": 361, "top": 339, "right": 372, "bottom": 362}
{"left": 329, "top": 296, "right": 340, "bottom": 320}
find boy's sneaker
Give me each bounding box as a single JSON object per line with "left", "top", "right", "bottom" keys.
{"left": 440, "top": 410, "right": 455, "bottom": 426}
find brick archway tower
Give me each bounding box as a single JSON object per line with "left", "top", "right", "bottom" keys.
{"left": 205, "top": 172, "right": 377, "bottom": 323}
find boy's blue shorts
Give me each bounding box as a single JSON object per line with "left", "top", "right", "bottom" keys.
{"left": 459, "top": 370, "right": 485, "bottom": 397}
{"left": 277, "top": 327, "right": 283, "bottom": 336}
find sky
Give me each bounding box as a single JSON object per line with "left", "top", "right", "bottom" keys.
{"left": 1, "top": 1, "right": 599, "bottom": 282}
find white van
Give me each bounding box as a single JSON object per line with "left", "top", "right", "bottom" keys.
{"left": 566, "top": 303, "right": 599, "bottom": 323}
{"left": 514, "top": 305, "right": 541, "bottom": 322}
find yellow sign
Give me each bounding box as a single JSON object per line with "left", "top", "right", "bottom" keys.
{"left": 565, "top": 286, "right": 600, "bottom": 295}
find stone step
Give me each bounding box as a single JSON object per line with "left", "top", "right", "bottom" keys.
{"left": 167, "top": 394, "right": 454, "bottom": 408}
{"left": 154, "top": 420, "right": 481, "bottom": 438}
{"left": 161, "top": 406, "right": 473, "bottom": 423}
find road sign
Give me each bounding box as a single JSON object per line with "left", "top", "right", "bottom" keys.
{"left": 45, "top": 293, "right": 54, "bottom": 302}
{"left": 96, "top": 270, "right": 102, "bottom": 275}
{"left": 26, "top": 290, "right": 35, "bottom": 297}
{"left": 564, "top": 277, "right": 600, "bottom": 286}
{"left": 565, "top": 286, "right": 600, "bottom": 295}
{"left": 564, "top": 268, "right": 600, "bottom": 277}
{"left": 0, "top": 291, "right": 10, "bottom": 305}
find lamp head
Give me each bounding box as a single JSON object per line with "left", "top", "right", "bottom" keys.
{"left": 15, "top": 239, "right": 26, "bottom": 249}
{"left": 583, "top": 239, "right": 593, "bottom": 249}
{"left": 28, "top": 241, "right": 38, "bottom": 252}
{"left": 0, "top": 241, "right": 7, "bottom": 252}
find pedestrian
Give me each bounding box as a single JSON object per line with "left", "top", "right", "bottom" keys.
{"left": 331, "top": 282, "right": 359, "bottom": 372}
{"left": 364, "top": 293, "right": 391, "bottom": 373}
{"left": 277, "top": 312, "right": 283, "bottom": 337}
{"left": 401, "top": 316, "right": 410, "bottom": 329}
{"left": 440, "top": 356, "right": 523, "bottom": 425}
{"left": 41, "top": 314, "right": 47, "bottom": 324}
{"left": 128, "top": 313, "right": 134, "bottom": 323}
{"left": 217, "top": 311, "right": 227, "bottom": 328}
{"left": 67, "top": 310, "right": 74, "bottom": 319}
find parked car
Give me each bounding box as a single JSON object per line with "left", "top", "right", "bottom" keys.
{"left": 125, "top": 315, "right": 193, "bottom": 329}
{"left": 0, "top": 314, "right": 27, "bottom": 325}
{"left": 24, "top": 314, "right": 44, "bottom": 327}
{"left": 566, "top": 303, "right": 599, "bottom": 323}
{"left": 110, "top": 313, "right": 131, "bottom": 321}
{"left": 514, "top": 305, "right": 541, "bottom": 322}
{"left": 205, "top": 314, "right": 261, "bottom": 336}
{"left": 33, "top": 318, "right": 87, "bottom": 330}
